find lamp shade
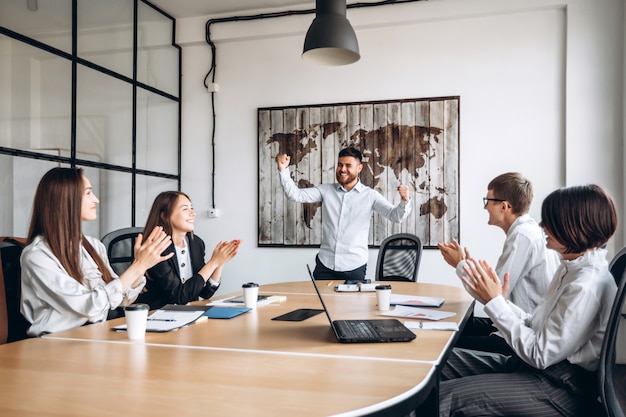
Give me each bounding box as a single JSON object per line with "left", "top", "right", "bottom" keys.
{"left": 302, "top": 0, "right": 360, "bottom": 66}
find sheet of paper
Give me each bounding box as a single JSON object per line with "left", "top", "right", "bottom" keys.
{"left": 208, "top": 295, "right": 285, "bottom": 307}
{"left": 377, "top": 305, "right": 456, "bottom": 321}
{"left": 144, "top": 309, "right": 208, "bottom": 331}
{"left": 334, "top": 283, "right": 377, "bottom": 292}
{"left": 334, "top": 284, "right": 360, "bottom": 292}
{"left": 390, "top": 294, "right": 445, "bottom": 308}
{"left": 113, "top": 305, "right": 209, "bottom": 332}
{"left": 404, "top": 321, "right": 459, "bottom": 331}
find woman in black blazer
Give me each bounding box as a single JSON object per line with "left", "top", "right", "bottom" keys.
{"left": 136, "top": 191, "right": 240, "bottom": 310}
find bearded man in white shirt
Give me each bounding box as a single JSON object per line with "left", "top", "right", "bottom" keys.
{"left": 438, "top": 172, "right": 559, "bottom": 354}
{"left": 276, "top": 147, "right": 411, "bottom": 283}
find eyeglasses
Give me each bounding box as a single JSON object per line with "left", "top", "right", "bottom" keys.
{"left": 483, "top": 197, "right": 506, "bottom": 207}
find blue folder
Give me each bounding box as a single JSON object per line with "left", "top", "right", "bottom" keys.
{"left": 203, "top": 306, "right": 251, "bottom": 319}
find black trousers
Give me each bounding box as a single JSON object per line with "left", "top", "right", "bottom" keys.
{"left": 313, "top": 255, "right": 367, "bottom": 282}
{"left": 455, "top": 316, "right": 514, "bottom": 355}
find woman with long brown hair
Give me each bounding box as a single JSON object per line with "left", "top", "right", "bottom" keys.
{"left": 135, "top": 191, "right": 240, "bottom": 310}
{"left": 20, "top": 167, "right": 173, "bottom": 336}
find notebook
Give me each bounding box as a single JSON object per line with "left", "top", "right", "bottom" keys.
{"left": 307, "top": 265, "right": 416, "bottom": 343}
{"left": 203, "top": 306, "right": 251, "bottom": 319}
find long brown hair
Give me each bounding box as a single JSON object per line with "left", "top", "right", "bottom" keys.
{"left": 144, "top": 191, "right": 192, "bottom": 238}
{"left": 27, "top": 167, "right": 113, "bottom": 283}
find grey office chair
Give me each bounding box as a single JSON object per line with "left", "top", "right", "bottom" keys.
{"left": 598, "top": 247, "right": 626, "bottom": 417}
{"left": 610, "top": 246, "right": 626, "bottom": 285}
{"left": 101, "top": 227, "right": 144, "bottom": 276}
{"left": 0, "top": 236, "right": 30, "bottom": 344}
{"left": 375, "top": 233, "right": 422, "bottom": 282}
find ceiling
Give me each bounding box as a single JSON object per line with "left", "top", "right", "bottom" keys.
{"left": 148, "top": 0, "right": 317, "bottom": 19}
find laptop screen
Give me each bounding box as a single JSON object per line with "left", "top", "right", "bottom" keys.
{"left": 306, "top": 264, "right": 342, "bottom": 338}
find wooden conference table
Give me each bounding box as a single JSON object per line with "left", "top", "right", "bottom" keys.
{"left": 0, "top": 281, "right": 474, "bottom": 417}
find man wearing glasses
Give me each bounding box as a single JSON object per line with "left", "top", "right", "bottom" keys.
{"left": 438, "top": 172, "right": 559, "bottom": 354}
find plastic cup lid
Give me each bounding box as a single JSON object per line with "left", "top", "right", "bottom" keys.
{"left": 125, "top": 303, "right": 149, "bottom": 311}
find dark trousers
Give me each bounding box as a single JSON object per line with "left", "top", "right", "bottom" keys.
{"left": 455, "top": 316, "right": 514, "bottom": 355}
{"left": 439, "top": 348, "right": 597, "bottom": 417}
{"left": 313, "top": 255, "right": 367, "bottom": 282}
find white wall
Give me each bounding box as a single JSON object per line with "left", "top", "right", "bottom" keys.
{"left": 171, "top": 0, "right": 624, "bottom": 297}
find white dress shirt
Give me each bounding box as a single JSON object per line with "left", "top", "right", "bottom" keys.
{"left": 20, "top": 235, "right": 146, "bottom": 336}
{"left": 457, "top": 214, "right": 558, "bottom": 313}
{"left": 484, "top": 248, "right": 616, "bottom": 371}
{"left": 279, "top": 167, "right": 411, "bottom": 271}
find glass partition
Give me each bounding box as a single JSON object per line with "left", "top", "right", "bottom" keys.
{"left": 1, "top": 1, "right": 180, "bottom": 233}
{"left": 96, "top": 169, "right": 133, "bottom": 237}
{"left": 0, "top": 155, "right": 65, "bottom": 237}
{"left": 76, "top": 65, "right": 133, "bottom": 167}
{"left": 137, "top": 1, "right": 179, "bottom": 96}
{"left": 0, "top": 0, "right": 72, "bottom": 53}
{"left": 77, "top": 0, "right": 134, "bottom": 78}
{"left": 136, "top": 86, "right": 178, "bottom": 174}
{"left": 134, "top": 174, "right": 179, "bottom": 227}
{"left": 0, "top": 36, "right": 72, "bottom": 153}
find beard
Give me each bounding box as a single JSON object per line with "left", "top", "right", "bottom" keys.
{"left": 336, "top": 171, "right": 357, "bottom": 185}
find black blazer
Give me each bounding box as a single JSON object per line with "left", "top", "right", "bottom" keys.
{"left": 136, "top": 233, "right": 219, "bottom": 310}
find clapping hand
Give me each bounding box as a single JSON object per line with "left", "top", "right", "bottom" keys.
{"left": 211, "top": 239, "right": 241, "bottom": 265}
{"left": 460, "top": 258, "right": 509, "bottom": 305}
{"left": 133, "top": 226, "right": 174, "bottom": 269}
{"left": 119, "top": 226, "right": 173, "bottom": 290}
{"left": 437, "top": 239, "right": 470, "bottom": 268}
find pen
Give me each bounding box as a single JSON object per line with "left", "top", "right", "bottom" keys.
{"left": 327, "top": 281, "right": 334, "bottom": 287}
{"left": 147, "top": 318, "right": 176, "bottom": 322}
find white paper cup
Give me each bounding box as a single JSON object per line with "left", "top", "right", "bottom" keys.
{"left": 375, "top": 285, "right": 392, "bottom": 311}
{"left": 124, "top": 303, "right": 149, "bottom": 340}
{"left": 242, "top": 282, "right": 260, "bottom": 309}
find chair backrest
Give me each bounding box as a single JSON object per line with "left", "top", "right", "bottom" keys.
{"left": 375, "top": 233, "right": 423, "bottom": 282}
{"left": 610, "top": 246, "right": 626, "bottom": 285}
{"left": 0, "top": 236, "right": 30, "bottom": 344}
{"left": 599, "top": 258, "right": 626, "bottom": 417}
{"left": 101, "top": 227, "right": 144, "bottom": 276}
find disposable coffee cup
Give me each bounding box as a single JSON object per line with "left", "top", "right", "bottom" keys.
{"left": 242, "top": 282, "right": 260, "bottom": 309}
{"left": 124, "top": 303, "right": 149, "bottom": 340}
{"left": 375, "top": 284, "right": 392, "bottom": 311}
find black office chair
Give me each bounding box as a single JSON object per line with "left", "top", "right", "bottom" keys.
{"left": 598, "top": 246, "right": 626, "bottom": 417}
{"left": 101, "top": 227, "right": 144, "bottom": 276}
{"left": 610, "top": 246, "right": 626, "bottom": 285}
{"left": 375, "top": 233, "right": 422, "bottom": 282}
{"left": 0, "top": 236, "right": 31, "bottom": 344}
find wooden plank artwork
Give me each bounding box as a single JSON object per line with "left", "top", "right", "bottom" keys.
{"left": 258, "top": 96, "right": 460, "bottom": 249}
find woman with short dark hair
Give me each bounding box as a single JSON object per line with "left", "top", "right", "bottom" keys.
{"left": 439, "top": 184, "right": 618, "bottom": 416}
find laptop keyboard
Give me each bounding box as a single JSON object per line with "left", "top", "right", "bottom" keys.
{"left": 341, "top": 321, "right": 377, "bottom": 339}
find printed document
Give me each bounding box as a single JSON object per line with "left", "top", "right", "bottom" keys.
{"left": 377, "top": 305, "right": 456, "bottom": 321}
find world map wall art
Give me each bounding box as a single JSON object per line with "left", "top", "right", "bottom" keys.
{"left": 257, "top": 96, "right": 459, "bottom": 249}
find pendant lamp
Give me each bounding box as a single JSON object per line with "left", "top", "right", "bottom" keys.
{"left": 302, "top": 0, "right": 360, "bottom": 66}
